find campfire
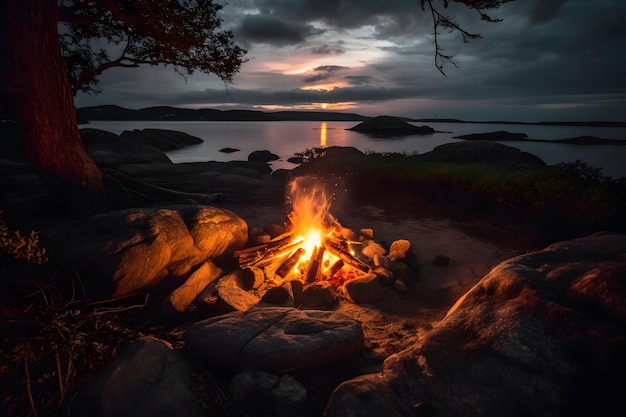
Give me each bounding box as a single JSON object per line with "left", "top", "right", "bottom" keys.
{"left": 232, "top": 176, "right": 416, "bottom": 304}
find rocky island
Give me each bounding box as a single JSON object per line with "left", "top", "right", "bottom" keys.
{"left": 347, "top": 115, "right": 435, "bottom": 136}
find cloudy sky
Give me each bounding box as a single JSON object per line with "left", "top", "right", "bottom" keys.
{"left": 74, "top": 0, "right": 626, "bottom": 122}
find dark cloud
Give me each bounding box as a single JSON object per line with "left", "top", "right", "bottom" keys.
{"left": 312, "top": 65, "right": 346, "bottom": 72}
{"left": 309, "top": 43, "right": 346, "bottom": 55}
{"left": 236, "top": 13, "right": 322, "bottom": 46}
{"left": 345, "top": 75, "right": 375, "bottom": 86}
{"left": 303, "top": 65, "right": 347, "bottom": 83}
{"left": 74, "top": 0, "right": 626, "bottom": 121}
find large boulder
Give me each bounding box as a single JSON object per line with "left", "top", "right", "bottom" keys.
{"left": 185, "top": 307, "right": 364, "bottom": 373}
{"left": 69, "top": 336, "right": 203, "bottom": 417}
{"left": 47, "top": 205, "right": 248, "bottom": 298}
{"left": 325, "top": 232, "right": 626, "bottom": 417}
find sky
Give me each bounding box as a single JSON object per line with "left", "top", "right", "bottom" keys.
{"left": 73, "top": 0, "right": 626, "bottom": 122}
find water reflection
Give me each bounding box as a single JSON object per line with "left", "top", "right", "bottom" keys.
{"left": 320, "top": 122, "right": 327, "bottom": 147}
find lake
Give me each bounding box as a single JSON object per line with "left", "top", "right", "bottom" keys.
{"left": 79, "top": 120, "right": 626, "bottom": 178}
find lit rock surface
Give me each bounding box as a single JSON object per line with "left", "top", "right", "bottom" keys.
{"left": 49, "top": 205, "right": 247, "bottom": 297}
{"left": 185, "top": 307, "right": 364, "bottom": 373}
{"left": 325, "top": 232, "right": 626, "bottom": 417}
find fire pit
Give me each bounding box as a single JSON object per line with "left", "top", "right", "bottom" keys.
{"left": 230, "top": 176, "right": 418, "bottom": 307}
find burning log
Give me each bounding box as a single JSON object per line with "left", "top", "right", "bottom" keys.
{"left": 274, "top": 247, "right": 306, "bottom": 279}
{"left": 325, "top": 240, "right": 371, "bottom": 273}
{"left": 235, "top": 232, "right": 295, "bottom": 269}
{"left": 326, "top": 259, "right": 344, "bottom": 279}
{"left": 304, "top": 245, "right": 325, "bottom": 283}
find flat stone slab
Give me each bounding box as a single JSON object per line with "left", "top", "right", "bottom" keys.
{"left": 185, "top": 307, "right": 364, "bottom": 373}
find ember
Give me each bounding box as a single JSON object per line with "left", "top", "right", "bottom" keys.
{"left": 234, "top": 176, "right": 371, "bottom": 288}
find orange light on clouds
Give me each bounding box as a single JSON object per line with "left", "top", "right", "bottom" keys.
{"left": 259, "top": 102, "right": 358, "bottom": 111}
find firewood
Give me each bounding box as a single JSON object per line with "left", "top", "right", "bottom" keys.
{"left": 304, "top": 246, "right": 325, "bottom": 283}
{"left": 325, "top": 241, "right": 371, "bottom": 273}
{"left": 274, "top": 247, "right": 306, "bottom": 279}
{"left": 326, "top": 259, "right": 345, "bottom": 279}
{"left": 233, "top": 232, "right": 293, "bottom": 256}
{"left": 243, "top": 240, "right": 303, "bottom": 269}
{"left": 237, "top": 235, "right": 299, "bottom": 269}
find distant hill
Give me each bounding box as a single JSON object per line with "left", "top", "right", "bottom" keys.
{"left": 75, "top": 105, "right": 626, "bottom": 127}
{"left": 76, "top": 105, "right": 369, "bottom": 122}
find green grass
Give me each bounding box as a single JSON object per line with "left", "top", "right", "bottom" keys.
{"left": 294, "top": 148, "right": 626, "bottom": 237}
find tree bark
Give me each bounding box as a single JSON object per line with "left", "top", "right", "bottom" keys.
{"left": 1, "top": 0, "right": 104, "bottom": 213}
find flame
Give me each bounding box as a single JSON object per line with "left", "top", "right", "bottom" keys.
{"left": 286, "top": 176, "right": 340, "bottom": 276}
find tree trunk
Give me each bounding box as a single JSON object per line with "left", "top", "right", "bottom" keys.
{"left": 1, "top": 0, "right": 104, "bottom": 213}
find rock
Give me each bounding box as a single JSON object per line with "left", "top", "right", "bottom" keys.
{"left": 260, "top": 285, "right": 293, "bottom": 305}
{"left": 415, "top": 140, "right": 546, "bottom": 170}
{"left": 197, "top": 272, "right": 261, "bottom": 315}
{"left": 228, "top": 371, "right": 308, "bottom": 417}
{"left": 265, "top": 224, "right": 287, "bottom": 239}
{"left": 432, "top": 254, "right": 450, "bottom": 266}
{"left": 453, "top": 130, "right": 528, "bottom": 141}
{"left": 248, "top": 150, "right": 279, "bottom": 163}
{"left": 347, "top": 116, "right": 434, "bottom": 136}
{"left": 361, "top": 241, "right": 386, "bottom": 259}
{"left": 119, "top": 128, "right": 203, "bottom": 150}
{"left": 325, "top": 233, "right": 626, "bottom": 417}
{"left": 48, "top": 205, "right": 247, "bottom": 298}
{"left": 229, "top": 369, "right": 279, "bottom": 401}
{"left": 215, "top": 281, "right": 261, "bottom": 312}
{"left": 80, "top": 128, "right": 172, "bottom": 168}
{"left": 300, "top": 281, "right": 338, "bottom": 307}
{"left": 393, "top": 280, "right": 408, "bottom": 292}
{"left": 185, "top": 307, "right": 364, "bottom": 373}
{"left": 359, "top": 228, "right": 374, "bottom": 240}
{"left": 389, "top": 239, "right": 411, "bottom": 260}
{"left": 391, "top": 262, "right": 415, "bottom": 284}
{"left": 220, "top": 147, "right": 240, "bottom": 153}
{"left": 343, "top": 274, "right": 384, "bottom": 303}
{"left": 271, "top": 375, "right": 308, "bottom": 417}
{"left": 70, "top": 336, "right": 202, "bottom": 417}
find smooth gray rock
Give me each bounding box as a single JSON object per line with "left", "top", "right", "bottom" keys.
{"left": 185, "top": 307, "right": 364, "bottom": 373}
{"left": 325, "top": 233, "right": 626, "bottom": 417}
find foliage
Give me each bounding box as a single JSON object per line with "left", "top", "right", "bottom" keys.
{"left": 293, "top": 147, "right": 328, "bottom": 163}
{"left": 0, "top": 211, "right": 47, "bottom": 264}
{"left": 294, "top": 148, "right": 625, "bottom": 239}
{"left": 58, "top": 0, "right": 247, "bottom": 94}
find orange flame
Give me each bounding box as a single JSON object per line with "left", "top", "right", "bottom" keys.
{"left": 286, "top": 176, "right": 340, "bottom": 276}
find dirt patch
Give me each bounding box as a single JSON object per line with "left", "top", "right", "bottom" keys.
{"left": 219, "top": 200, "right": 524, "bottom": 374}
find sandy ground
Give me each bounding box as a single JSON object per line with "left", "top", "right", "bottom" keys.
{"left": 222, "top": 201, "right": 525, "bottom": 373}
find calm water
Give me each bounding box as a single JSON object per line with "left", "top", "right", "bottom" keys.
{"left": 79, "top": 120, "right": 626, "bottom": 178}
